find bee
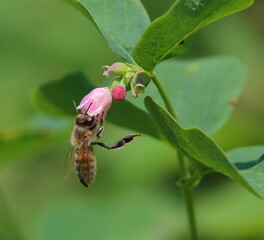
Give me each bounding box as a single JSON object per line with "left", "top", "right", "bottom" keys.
{"left": 65, "top": 107, "right": 141, "bottom": 187}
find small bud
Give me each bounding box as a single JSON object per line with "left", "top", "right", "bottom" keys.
{"left": 77, "top": 88, "right": 112, "bottom": 121}
{"left": 112, "top": 85, "right": 126, "bottom": 101}
{"left": 102, "top": 62, "right": 128, "bottom": 78}
{"left": 132, "top": 71, "right": 150, "bottom": 96}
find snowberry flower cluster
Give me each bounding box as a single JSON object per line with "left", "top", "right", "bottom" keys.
{"left": 102, "top": 62, "right": 150, "bottom": 100}
{"left": 77, "top": 62, "right": 150, "bottom": 122}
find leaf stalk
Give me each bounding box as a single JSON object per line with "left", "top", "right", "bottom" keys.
{"left": 149, "top": 72, "right": 177, "bottom": 119}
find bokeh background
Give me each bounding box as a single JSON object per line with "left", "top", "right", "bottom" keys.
{"left": 0, "top": 0, "right": 263, "bottom": 239}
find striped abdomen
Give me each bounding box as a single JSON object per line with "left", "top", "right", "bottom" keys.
{"left": 75, "top": 143, "right": 96, "bottom": 187}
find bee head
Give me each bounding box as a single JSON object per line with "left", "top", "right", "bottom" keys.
{"left": 75, "top": 114, "right": 97, "bottom": 127}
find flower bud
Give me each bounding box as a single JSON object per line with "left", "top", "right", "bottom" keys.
{"left": 112, "top": 85, "right": 126, "bottom": 101}
{"left": 102, "top": 62, "right": 128, "bottom": 78}
{"left": 77, "top": 88, "right": 112, "bottom": 121}
{"left": 132, "top": 71, "right": 150, "bottom": 96}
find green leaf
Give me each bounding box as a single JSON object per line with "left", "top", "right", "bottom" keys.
{"left": 66, "top": 0, "right": 150, "bottom": 63}
{"left": 34, "top": 72, "right": 92, "bottom": 117}
{"left": 133, "top": 0, "right": 254, "bottom": 71}
{"left": 155, "top": 56, "right": 247, "bottom": 135}
{"left": 34, "top": 72, "right": 160, "bottom": 139}
{"left": 144, "top": 96, "right": 264, "bottom": 199}
{"left": 162, "top": 34, "right": 196, "bottom": 60}
{"left": 227, "top": 146, "right": 264, "bottom": 198}
{"left": 108, "top": 100, "right": 161, "bottom": 139}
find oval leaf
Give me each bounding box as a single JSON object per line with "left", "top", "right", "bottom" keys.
{"left": 133, "top": 0, "right": 254, "bottom": 70}
{"left": 155, "top": 56, "right": 247, "bottom": 135}
{"left": 227, "top": 146, "right": 264, "bottom": 198}
{"left": 34, "top": 72, "right": 160, "bottom": 139}
{"left": 145, "top": 96, "right": 263, "bottom": 199}
{"left": 66, "top": 0, "right": 150, "bottom": 63}
{"left": 34, "top": 72, "right": 92, "bottom": 117}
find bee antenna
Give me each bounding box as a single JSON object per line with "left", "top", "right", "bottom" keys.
{"left": 85, "top": 102, "right": 93, "bottom": 115}
{"left": 73, "top": 100, "right": 78, "bottom": 113}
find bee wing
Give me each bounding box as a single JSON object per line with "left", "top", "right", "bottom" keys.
{"left": 63, "top": 145, "right": 75, "bottom": 180}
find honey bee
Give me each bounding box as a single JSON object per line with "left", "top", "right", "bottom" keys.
{"left": 65, "top": 109, "right": 141, "bottom": 187}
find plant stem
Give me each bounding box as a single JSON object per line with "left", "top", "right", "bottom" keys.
{"left": 150, "top": 71, "right": 198, "bottom": 240}
{"left": 149, "top": 72, "right": 177, "bottom": 119}
{"left": 178, "top": 151, "right": 198, "bottom": 240}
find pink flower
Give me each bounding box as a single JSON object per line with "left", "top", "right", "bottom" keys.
{"left": 77, "top": 88, "right": 112, "bottom": 120}
{"left": 112, "top": 85, "right": 126, "bottom": 101}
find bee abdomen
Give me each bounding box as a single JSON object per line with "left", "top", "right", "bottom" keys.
{"left": 75, "top": 158, "right": 96, "bottom": 187}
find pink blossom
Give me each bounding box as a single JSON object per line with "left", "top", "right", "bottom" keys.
{"left": 112, "top": 85, "right": 126, "bottom": 101}
{"left": 77, "top": 88, "right": 112, "bottom": 120}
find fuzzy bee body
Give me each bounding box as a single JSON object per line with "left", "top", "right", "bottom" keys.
{"left": 66, "top": 113, "right": 141, "bottom": 187}
{"left": 70, "top": 115, "right": 98, "bottom": 187}
{"left": 75, "top": 147, "right": 96, "bottom": 187}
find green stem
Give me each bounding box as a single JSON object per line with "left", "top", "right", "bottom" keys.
{"left": 149, "top": 71, "right": 198, "bottom": 240}
{"left": 178, "top": 151, "right": 198, "bottom": 240}
{"left": 149, "top": 72, "right": 177, "bottom": 119}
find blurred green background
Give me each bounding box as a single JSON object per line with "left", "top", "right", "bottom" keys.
{"left": 0, "top": 0, "right": 263, "bottom": 239}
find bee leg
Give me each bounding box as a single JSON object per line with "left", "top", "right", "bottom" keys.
{"left": 92, "top": 134, "right": 141, "bottom": 150}
{"left": 96, "top": 116, "right": 105, "bottom": 137}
